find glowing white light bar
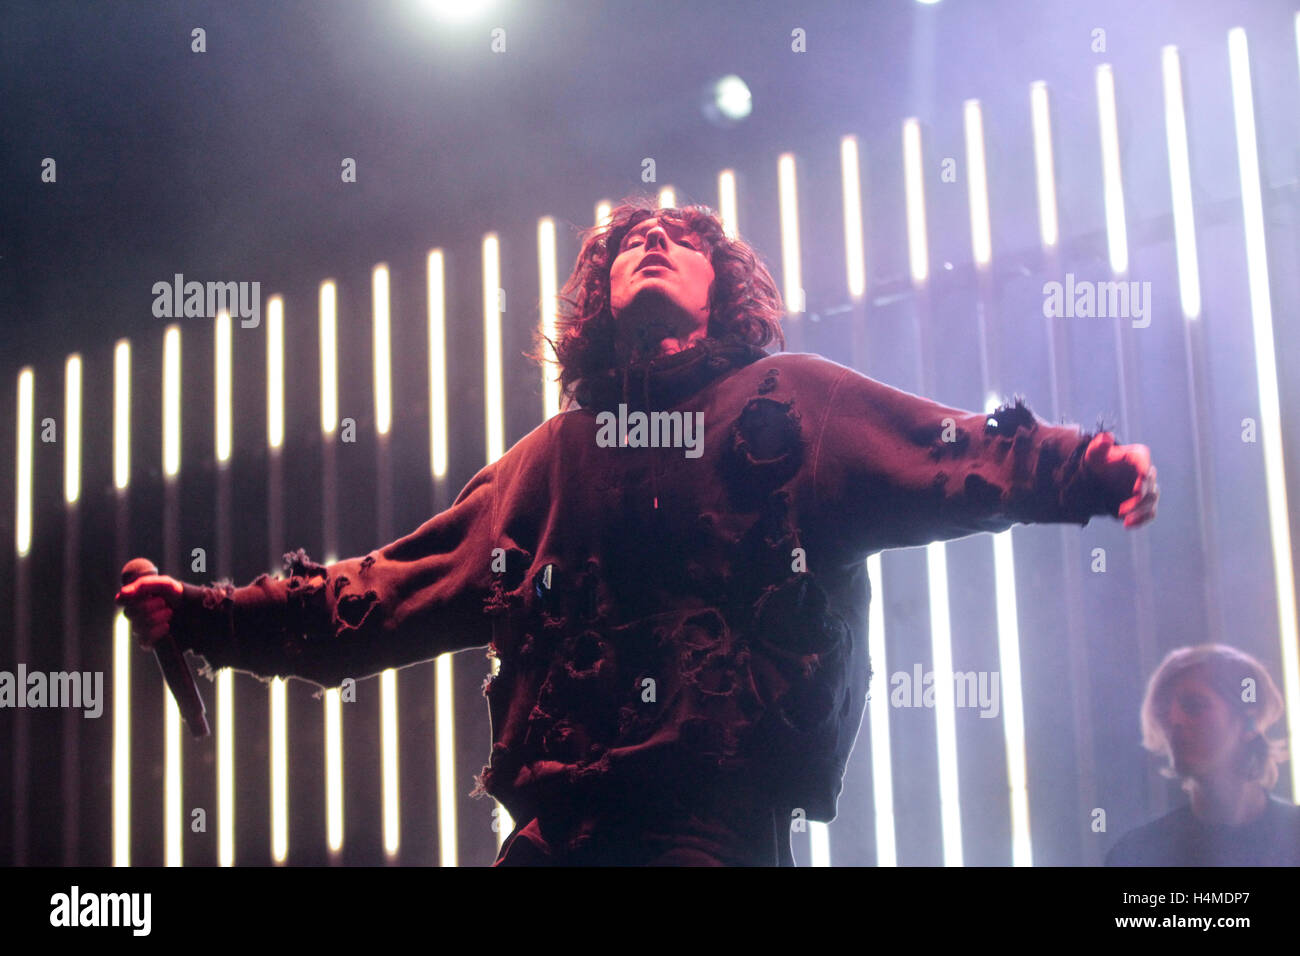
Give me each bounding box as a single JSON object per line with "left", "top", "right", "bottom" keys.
{"left": 657, "top": 186, "right": 676, "bottom": 209}
{"left": 537, "top": 219, "right": 561, "bottom": 421}
{"left": 1095, "top": 64, "right": 1129, "bottom": 275}
{"left": 718, "top": 169, "right": 739, "bottom": 239}
{"left": 1161, "top": 47, "right": 1202, "bottom": 321}
{"left": 926, "top": 541, "right": 962, "bottom": 866}
{"left": 964, "top": 100, "right": 992, "bottom": 267}
{"left": 483, "top": 234, "right": 504, "bottom": 463}
{"left": 216, "top": 312, "right": 232, "bottom": 463}
{"left": 163, "top": 326, "right": 180, "bottom": 479}
{"left": 902, "top": 119, "right": 930, "bottom": 284}
{"left": 435, "top": 653, "right": 457, "bottom": 867}
{"left": 320, "top": 281, "right": 338, "bottom": 435}
{"left": 164, "top": 694, "right": 181, "bottom": 866}
{"left": 64, "top": 356, "right": 81, "bottom": 505}
{"left": 992, "top": 530, "right": 1032, "bottom": 865}
{"left": 325, "top": 688, "right": 344, "bottom": 853}
{"left": 270, "top": 677, "right": 288, "bottom": 863}
{"left": 840, "top": 137, "right": 866, "bottom": 300}
{"left": 498, "top": 804, "right": 513, "bottom": 849}
{"left": 381, "top": 668, "right": 400, "bottom": 857}
{"left": 217, "top": 668, "right": 234, "bottom": 867}
{"left": 114, "top": 341, "right": 130, "bottom": 491}
{"left": 595, "top": 201, "right": 612, "bottom": 227}
{"left": 866, "top": 553, "right": 896, "bottom": 865}
{"left": 15, "top": 368, "right": 33, "bottom": 555}
{"left": 113, "top": 613, "right": 130, "bottom": 866}
{"left": 809, "top": 821, "right": 831, "bottom": 867}
{"left": 1030, "top": 82, "right": 1059, "bottom": 249}
{"left": 427, "top": 252, "right": 449, "bottom": 476}
{"left": 982, "top": 393, "right": 1031, "bottom": 865}
{"left": 1229, "top": 25, "right": 1300, "bottom": 797}
{"left": 372, "top": 266, "right": 392, "bottom": 436}
{"left": 268, "top": 297, "right": 284, "bottom": 449}
{"left": 777, "top": 153, "right": 804, "bottom": 313}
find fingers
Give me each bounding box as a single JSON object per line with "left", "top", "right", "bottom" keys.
{"left": 1120, "top": 464, "right": 1158, "bottom": 528}
{"left": 115, "top": 575, "right": 183, "bottom": 607}
{"left": 115, "top": 575, "right": 183, "bottom": 649}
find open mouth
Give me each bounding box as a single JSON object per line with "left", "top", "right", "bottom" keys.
{"left": 636, "top": 255, "right": 672, "bottom": 272}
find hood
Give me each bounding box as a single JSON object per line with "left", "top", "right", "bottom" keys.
{"left": 573, "top": 338, "right": 770, "bottom": 412}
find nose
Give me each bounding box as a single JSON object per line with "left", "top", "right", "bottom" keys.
{"left": 643, "top": 223, "right": 670, "bottom": 250}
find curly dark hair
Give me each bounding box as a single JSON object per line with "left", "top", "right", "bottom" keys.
{"left": 536, "top": 196, "right": 785, "bottom": 406}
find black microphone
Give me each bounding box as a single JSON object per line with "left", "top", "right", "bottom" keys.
{"left": 122, "top": 558, "right": 211, "bottom": 738}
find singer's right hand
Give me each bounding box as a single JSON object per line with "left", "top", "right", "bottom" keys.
{"left": 115, "top": 575, "right": 185, "bottom": 650}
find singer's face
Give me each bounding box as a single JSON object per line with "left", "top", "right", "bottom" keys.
{"left": 609, "top": 216, "right": 714, "bottom": 342}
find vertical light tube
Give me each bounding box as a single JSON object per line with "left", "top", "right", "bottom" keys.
{"left": 483, "top": 234, "right": 504, "bottom": 463}
{"left": 428, "top": 253, "right": 449, "bottom": 477}
{"left": 483, "top": 230, "right": 512, "bottom": 842}
{"left": 963, "top": 100, "right": 992, "bottom": 268}
{"left": 657, "top": 185, "right": 676, "bottom": 209}
{"left": 1161, "top": 46, "right": 1202, "bottom": 321}
{"left": 372, "top": 266, "right": 392, "bottom": 437}
{"left": 777, "top": 153, "right": 803, "bottom": 313}
{"left": 217, "top": 669, "right": 234, "bottom": 866}
{"left": 537, "top": 220, "right": 561, "bottom": 421}
{"left": 1030, "top": 82, "right": 1059, "bottom": 249}
{"left": 809, "top": 822, "right": 831, "bottom": 867}
{"left": 164, "top": 697, "right": 182, "bottom": 866}
{"left": 325, "top": 687, "right": 344, "bottom": 853}
{"left": 866, "top": 553, "right": 896, "bottom": 866}
{"left": 840, "top": 136, "right": 866, "bottom": 300}
{"left": 1229, "top": 26, "right": 1300, "bottom": 795}
{"left": 435, "top": 653, "right": 457, "bottom": 867}
{"left": 902, "top": 119, "right": 930, "bottom": 284}
{"left": 595, "top": 201, "right": 612, "bottom": 228}
{"left": 268, "top": 297, "right": 284, "bottom": 450}
{"left": 64, "top": 356, "right": 81, "bottom": 505}
{"left": 270, "top": 677, "right": 288, "bottom": 863}
{"left": 381, "top": 667, "right": 400, "bottom": 858}
{"left": 215, "top": 312, "right": 232, "bottom": 463}
{"left": 320, "top": 281, "right": 338, "bottom": 436}
{"left": 215, "top": 309, "right": 235, "bottom": 866}
{"left": 163, "top": 324, "right": 182, "bottom": 866}
{"left": 926, "top": 542, "right": 962, "bottom": 866}
{"left": 1096, "top": 64, "right": 1129, "bottom": 275}
{"left": 114, "top": 341, "right": 131, "bottom": 490}
{"left": 992, "top": 528, "right": 1032, "bottom": 865}
{"left": 15, "top": 369, "right": 33, "bottom": 555}
{"left": 112, "top": 343, "right": 130, "bottom": 866}
{"left": 718, "top": 169, "right": 739, "bottom": 239}
{"left": 112, "top": 613, "right": 130, "bottom": 866}
{"left": 162, "top": 326, "right": 180, "bottom": 478}
{"left": 374, "top": 260, "right": 399, "bottom": 856}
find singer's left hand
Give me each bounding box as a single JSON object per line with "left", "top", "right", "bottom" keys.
{"left": 1084, "top": 433, "right": 1158, "bottom": 529}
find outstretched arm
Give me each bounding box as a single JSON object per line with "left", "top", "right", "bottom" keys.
{"left": 119, "top": 463, "right": 499, "bottom": 691}
{"left": 813, "top": 365, "right": 1158, "bottom": 555}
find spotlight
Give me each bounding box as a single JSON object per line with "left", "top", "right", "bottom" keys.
{"left": 423, "top": 0, "right": 493, "bottom": 20}
{"left": 701, "top": 74, "right": 752, "bottom": 127}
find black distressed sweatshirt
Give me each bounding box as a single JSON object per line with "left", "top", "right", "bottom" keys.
{"left": 176, "top": 339, "right": 1131, "bottom": 830}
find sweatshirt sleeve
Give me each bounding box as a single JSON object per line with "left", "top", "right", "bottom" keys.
{"left": 813, "top": 365, "right": 1131, "bottom": 556}
{"left": 172, "top": 462, "right": 499, "bottom": 690}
